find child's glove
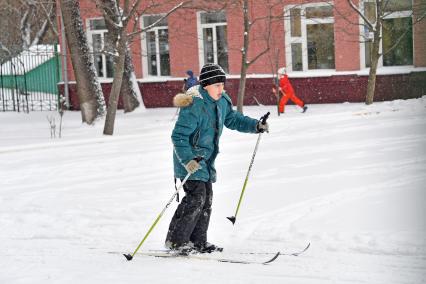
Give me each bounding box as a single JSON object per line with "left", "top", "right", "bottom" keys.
{"left": 256, "top": 121, "right": 269, "bottom": 133}
{"left": 185, "top": 159, "right": 201, "bottom": 174}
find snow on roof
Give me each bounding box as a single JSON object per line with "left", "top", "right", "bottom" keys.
{"left": 0, "top": 45, "right": 57, "bottom": 75}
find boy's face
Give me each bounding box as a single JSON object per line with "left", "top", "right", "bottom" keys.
{"left": 204, "top": 83, "right": 224, "bottom": 101}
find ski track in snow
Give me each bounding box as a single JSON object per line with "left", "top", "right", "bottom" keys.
{"left": 0, "top": 98, "right": 425, "bottom": 283}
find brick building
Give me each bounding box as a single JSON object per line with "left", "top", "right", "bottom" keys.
{"left": 59, "top": 0, "right": 426, "bottom": 109}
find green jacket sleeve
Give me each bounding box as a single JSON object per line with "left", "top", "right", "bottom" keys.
{"left": 171, "top": 106, "right": 198, "bottom": 166}
{"left": 223, "top": 97, "right": 258, "bottom": 133}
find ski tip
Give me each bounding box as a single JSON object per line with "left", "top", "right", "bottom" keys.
{"left": 263, "top": 252, "right": 280, "bottom": 264}
{"left": 123, "top": 253, "right": 133, "bottom": 261}
{"left": 300, "top": 242, "right": 310, "bottom": 253}
{"left": 226, "top": 216, "right": 236, "bottom": 225}
{"left": 291, "top": 242, "right": 311, "bottom": 256}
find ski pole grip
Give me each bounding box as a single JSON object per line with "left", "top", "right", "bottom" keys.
{"left": 194, "top": 156, "right": 203, "bottom": 162}
{"left": 260, "top": 112, "right": 270, "bottom": 125}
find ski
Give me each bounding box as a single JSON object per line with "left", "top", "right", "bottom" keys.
{"left": 138, "top": 251, "right": 280, "bottom": 265}
{"left": 113, "top": 243, "right": 309, "bottom": 264}
{"left": 147, "top": 242, "right": 310, "bottom": 257}
{"left": 236, "top": 242, "right": 310, "bottom": 257}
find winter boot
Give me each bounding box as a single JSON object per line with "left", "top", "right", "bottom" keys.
{"left": 165, "top": 241, "right": 194, "bottom": 256}
{"left": 194, "top": 242, "right": 223, "bottom": 253}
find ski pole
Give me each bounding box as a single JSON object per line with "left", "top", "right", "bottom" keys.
{"left": 227, "top": 112, "right": 270, "bottom": 225}
{"left": 124, "top": 158, "right": 202, "bottom": 261}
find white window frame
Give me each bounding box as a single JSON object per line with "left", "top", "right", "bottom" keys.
{"left": 284, "top": 2, "right": 335, "bottom": 72}
{"left": 197, "top": 11, "right": 228, "bottom": 72}
{"left": 86, "top": 18, "right": 112, "bottom": 79}
{"left": 359, "top": 1, "right": 413, "bottom": 69}
{"left": 140, "top": 14, "right": 170, "bottom": 77}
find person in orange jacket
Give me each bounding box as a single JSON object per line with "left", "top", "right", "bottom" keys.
{"left": 272, "top": 67, "right": 307, "bottom": 114}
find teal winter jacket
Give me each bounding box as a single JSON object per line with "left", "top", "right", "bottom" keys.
{"left": 172, "top": 85, "right": 259, "bottom": 182}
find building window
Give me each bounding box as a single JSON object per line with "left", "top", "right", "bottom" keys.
{"left": 142, "top": 15, "right": 170, "bottom": 76}
{"left": 285, "top": 4, "right": 335, "bottom": 72}
{"left": 198, "top": 11, "right": 229, "bottom": 73}
{"left": 362, "top": 0, "right": 413, "bottom": 68}
{"left": 87, "top": 18, "right": 114, "bottom": 78}
{"left": 382, "top": 17, "right": 413, "bottom": 66}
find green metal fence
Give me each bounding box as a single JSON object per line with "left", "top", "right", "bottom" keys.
{"left": 0, "top": 45, "right": 61, "bottom": 112}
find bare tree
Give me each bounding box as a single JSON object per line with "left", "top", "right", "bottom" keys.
{"left": 19, "top": 0, "right": 57, "bottom": 50}
{"left": 267, "top": 47, "right": 281, "bottom": 116}
{"left": 0, "top": 0, "right": 57, "bottom": 57}
{"left": 237, "top": 0, "right": 273, "bottom": 113}
{"left": 98, "top": 0, "right": 141, "bottom": 113}
{"left": 59, "top": 0, "right": 105, "bottom": 124}
{"left": 199, "top": 0, "right": 284, "bottom": 113}
{"left": 101, "top": 0, "right": 186, "bottom": 135}
{"left": 346, "top": 0, "right": 426, "bottom": 105}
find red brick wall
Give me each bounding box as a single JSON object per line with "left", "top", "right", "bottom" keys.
{"left": 414, "top": 0, "right": 426, "bottom": 67}
{"left": 59, "top": 72, "right": 426, "bottom": 110}
{"left": 226, "top": 5, "right": 244, "bottom": 75}
{"left": 59, "top": 0, "right": 426, "bottom": 78}
{"left": 168, "top": 9, "right": 200, "bottom": 77}
{"left": 333, "top": 0, "right": 360, "bottom": 71}
{"left": 130, "top": 31, "right": 143, "bottom": 78}
{"left": 227, "top": 1, "right": 286, "bottom": 74}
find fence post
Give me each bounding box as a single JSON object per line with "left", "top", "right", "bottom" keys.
{"left": 54, "top": 44, "right": 62, "bottom": 111}
{"left": 11, "top": 61, "right": 18, "bottom": 112}
{"left": 60, "top": 11, "right": 70, "bottom": 109}
{"left": 1, "top": 61, "right": 4, "bottom": 111}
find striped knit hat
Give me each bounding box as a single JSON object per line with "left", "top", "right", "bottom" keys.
{"left": 199, "top": 63, "right": 226, "bottom": 87}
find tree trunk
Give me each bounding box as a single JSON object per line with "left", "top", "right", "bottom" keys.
{"left": 236, "top": 0, "right": 250, "bottom": 114}
{"left": 59, "top": 0, "right": 105, "bottom": 124}
{"left": 103, "top": 33, "right": 127, "bottom": 135}
{"left": 102, "top": 0, "right": 140, "bottom": 113}
{"left": 366, "top": 38, "right": 380, "bottom": 105}
{"left": 366, "top": 15, "right": 383, "bottom": 105}
{"left": 237, "top": 65, "right": 248, "bottom": 113}
{"left": 121, "top": 48, "right": 140, "bottom": 112}
{"left": 269, "top": 48, "right": 281, "bottom": 116}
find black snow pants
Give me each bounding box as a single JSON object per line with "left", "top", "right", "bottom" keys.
{"left": 166, "top": 180, "right": 213, "bottom": 248}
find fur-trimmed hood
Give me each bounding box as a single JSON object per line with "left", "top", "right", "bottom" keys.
{"left": 173, "top": 86, "right": 202, "bottom": 107}
{"left": 173, "top": 93, "right": 193, "bottom": 107}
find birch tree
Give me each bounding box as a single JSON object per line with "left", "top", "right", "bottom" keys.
{"left": 99, "top": 0, "right": 141, "bottom": 113}
{"left": 59, "top": 0, "right": 105, "bottom": 124}
{"left": 267, "top": 47, "right": 281, "bottom": 116}
{"left": 201, "top": 0, "right": 284, "bottom": 113}
{"left": 99, "top": 0, "right": 187, "bottom": 135}
{"left": 235, "top": 0, "right": 282, "bottom": 113}
{"left": 19, "top": 0, "right": 57, "bottom": 50}
{"left": 346, "top": 0, "right": 426, "bottom": 105}
{"left": 0, "top": 0, "right": 57, "bottom": 55}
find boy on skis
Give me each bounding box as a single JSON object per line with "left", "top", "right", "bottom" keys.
{"left": 273, "top": 67, "right": 308, "bottom": 114}
{"left": 166, "top": 63, "right": 269, "bottom": 254}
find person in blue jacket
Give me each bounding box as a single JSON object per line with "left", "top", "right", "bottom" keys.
{"left": 182, "top": 70, "right": 198, "bottom": 92}
{"left": 166, "top": 63, "right": 269, "bottom": 254}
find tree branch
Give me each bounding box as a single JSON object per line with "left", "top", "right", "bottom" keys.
{"left": 347, "top": 0, "right": 375, "bottom": 31}
{"left": 247, "top": 3, "right": 273, "bottom": 67}
{"left": 39, "top": 2, "right": 58, "bottom": 37}
{"left": 127, "top": 1, "right": 186, "bottom": 40}
{"left": 124, "top": 0, "right": 144, "bottom": 26}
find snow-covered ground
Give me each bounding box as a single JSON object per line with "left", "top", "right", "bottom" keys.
{"left": 1, "top": 98, "right": 425, "bottom": 284}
